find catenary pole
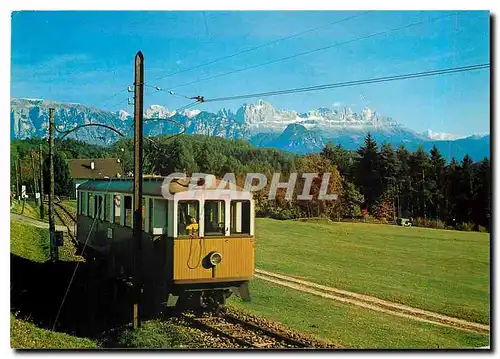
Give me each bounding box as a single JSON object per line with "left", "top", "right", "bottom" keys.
{"left": 39, "top": 144, "right": 45, "bottom": 219}
{"left": 132, "top": 51, "right": 144, "bottom": 329}
{"left": 48, "top": 108, "right": 58, "bottom": 261}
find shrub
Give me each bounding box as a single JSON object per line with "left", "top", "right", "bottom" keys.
{"left": 477, "top": 225, "right": 489, "bottom": 233}
{"left": 457, "top": 222, "right": 475, "bottom": 232}
{"left": 413, "top": 218, "right": 446, "bottom": 230}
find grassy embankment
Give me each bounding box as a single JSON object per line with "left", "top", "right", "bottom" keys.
{"left": 10, "top": 220, "right": 97, "bottom": 349}
{"left": 10, "top": 219, "right": 203, "bottom": 349}
{"left": 10, "top": 200, "right": 63, "bottom": 225}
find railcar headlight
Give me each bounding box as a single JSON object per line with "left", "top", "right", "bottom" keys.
{"left": 209, "top": 251, "right": 222, "bottom": 266}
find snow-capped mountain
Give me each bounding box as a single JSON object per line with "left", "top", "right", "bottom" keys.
{"left": 10, "top": 98, "right": 490, "bottom": 161}
{"left": 11, "top": 98, "right": 128, "bottom": 143}
{"left": 422, "top": 129, "right": 466, "bottom": 141}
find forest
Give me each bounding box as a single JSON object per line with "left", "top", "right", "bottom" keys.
{"left": 10, "top": 133, "right": 491, "bottom": 232}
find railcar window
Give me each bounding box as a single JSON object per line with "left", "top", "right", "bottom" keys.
{"left": 100, "top": 195, "right": 106, "bottom": 220}
{"left": 142, "top": 198, "right": 146, "bottom": 230}
{"left": 230, "top": 200, "right": 251, "bottom": 235}
{"left": 113, "top": 195, "right": 121, "bottom": 224}
{"left": 82, "top": 192, "right": 88, "bottom": 216}
{"left": 153, "top": 199, "right": 168, "bottom": 233}
{"left": 95, "top": 195, "right": 104, "bottom": 219}
{"left": 105, "top": 194, "right": 112, "bottom": 222}
{"left": 204, "top": 201, "right": 226, "bottom": 236}
{"left": 88, "top": 193, "right": 95, "bottom": 218}
{"left": 178, "top": 201, "right": 199, "bottom": 236}
{"left": 124, "top": 195, "right": 133, "bottom": 227}
{"left": 148, "top": 198, "right": 154, "bottom": 232}
{"left": 79, "top": 191, "right": 85, "bottom": 215}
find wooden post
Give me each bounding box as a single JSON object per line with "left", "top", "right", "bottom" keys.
{"left": 48, "top": 108, "right": 58, "bottom": 261}
{"left": 132, "top": 51, "right": 144, "bottom": 329}
{"left": 39, "top": 144, "right": 45, "bottom": 219}
{"left": 15, "top": 158, "right": 20, "bottom": 200}
{"left": 19, "top": 158, "right": 25, "bottom": 213}
{"left": 30, "top": 151, "right": 39, "bottom": 205}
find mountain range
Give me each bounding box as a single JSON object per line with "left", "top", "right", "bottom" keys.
{"left": 10, "top": 98, "right": 490, "bottom": 162}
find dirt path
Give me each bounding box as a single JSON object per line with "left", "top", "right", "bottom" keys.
{"left": 11, "top": 213, "right": 67, "bottom": 232}
{"left": 254, "top": 268, "right": 489, "bottom": 334}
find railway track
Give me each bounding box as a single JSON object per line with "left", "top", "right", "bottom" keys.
{"left": 178, "top": 310, "right": 326, "bottom": 349}
{"left": 53, "top": 201, "right": 77, "bottom": 242}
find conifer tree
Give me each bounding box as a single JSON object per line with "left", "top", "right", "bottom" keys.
{"left": 355, "top": 133, "right": 381, "bottom": 211}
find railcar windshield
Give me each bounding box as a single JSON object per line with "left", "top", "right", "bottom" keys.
{"left": 204, "top": 200, "right": 226, "bottom": 236}
{"left": 178, "top": 201, "right": 199, "bottom": 236}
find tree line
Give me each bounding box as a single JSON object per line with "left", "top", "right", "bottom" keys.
{"left": 321, "top": 134, "right": 491, "bottom": 231}
{"left": 10, "top": 133, "right": 490, "bottom": 232}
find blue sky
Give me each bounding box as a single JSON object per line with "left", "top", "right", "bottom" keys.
{"left": 11, "top": 10, "right": 490, "bottom": 136}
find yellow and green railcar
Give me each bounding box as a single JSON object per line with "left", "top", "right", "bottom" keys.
{"left": 76, "top": 176, "right": 255, "bottom": 309}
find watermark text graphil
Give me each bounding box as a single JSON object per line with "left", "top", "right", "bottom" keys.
{"left": 161, "top": 172, "right": 338, "bottom": 201}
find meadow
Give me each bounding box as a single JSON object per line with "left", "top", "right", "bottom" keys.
{"left": 253, "top": 218, "right": 490, "bottom": 324}
{"left": 227, "top": 218, "right": 490, "bottom": 348}
{"left": 228, "top": 279, "right": 489, "bottom": 348}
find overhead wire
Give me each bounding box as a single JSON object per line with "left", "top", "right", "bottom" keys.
{"left": 96, "top": 87, "right": 134, "bottom": 111}
{"left": 153, "top": 11, "right": 370, "bottom": 81}
{"left": 202, "top": 63, "right": 490, "bottom": 103}
{"left": 143, "top": 100, "right": 200, "bottom": 138}
{"left": 108, "top": 97, "right": 130, "bottom": 110}
{"left": 141, "top": 100, "right": 201, "bottom": 174}
{"left": 55, "top": 123, "right": 125, "bottom": 140}
{"left": 144, "top": 85, "right": 194, "bottom": 100}
{"left": 100, "top": 88, "right": 127, "bottom": 104}
{"left": 166, "top": 12, "right": 460, "bottom": 90}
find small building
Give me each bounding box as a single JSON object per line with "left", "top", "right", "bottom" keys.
{"left": 68, "top": 158, "right": 124, "bottom": 198}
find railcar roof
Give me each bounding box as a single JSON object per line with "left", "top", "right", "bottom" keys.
{"left": 77, "top": 177, "right": 247, "bottom": 197}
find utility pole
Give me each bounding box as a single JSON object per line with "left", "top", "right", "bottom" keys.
{"left": 48, "top": 108, "right": 58, "bottom": 261}
{"left": 30, "top": 151, "right": 39, "bottom": 205}
{"left": 19, "top": 158, "right": 25, "bottom": 214}
{"left": 132, "top": 51, "right": 144, "bottom": 329}
{"left": 39, "top": 144, "right": 45, "bottom": 219}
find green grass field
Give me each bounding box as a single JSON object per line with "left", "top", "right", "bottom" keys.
{"left": 11, "top": 314, "right": 97, "bottom": 349}
{"left": 254, "top": 218, "right": 490, "bottom": 324}
{"left": 228, "top": 279, "right": 489, "bottom": 349}
{"left": 10, "top": 212, "right": 490, "bottom": 348}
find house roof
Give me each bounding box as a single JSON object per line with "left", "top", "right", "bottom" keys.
{"left": 68, "top": 158, "right": 124, "bottom": 179}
